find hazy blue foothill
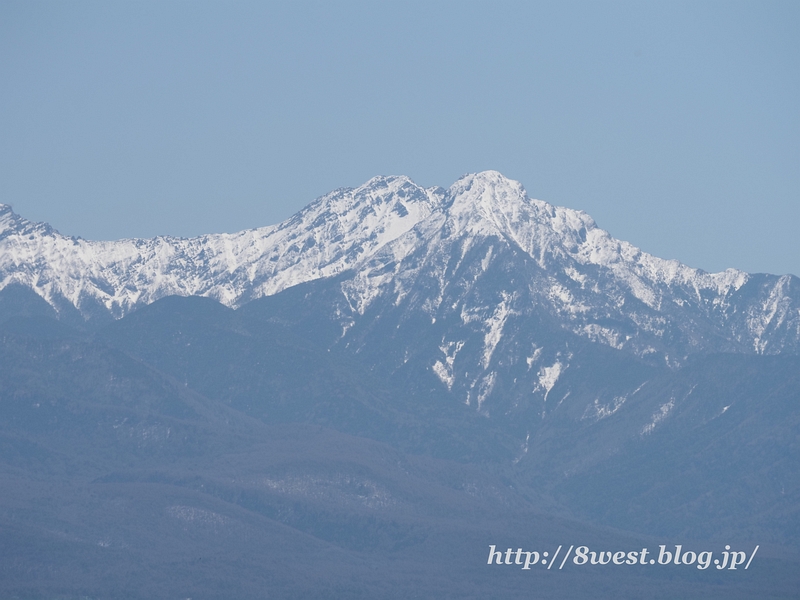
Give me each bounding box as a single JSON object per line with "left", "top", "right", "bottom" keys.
{"left": 1, "top": 172, "right": 799, "bottom": 598}
{"left": 1, "top": 295, "right": 798, "bottom": 599}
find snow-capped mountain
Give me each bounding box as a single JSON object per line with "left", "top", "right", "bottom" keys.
{"left": 3, "top": 171, "right": 800, "bottom": 584}
{"left": 2, "top": 171, "right": 798, "bottom": 362}
{"left": 0, "top": 176, "right": 442, "bottom": 317}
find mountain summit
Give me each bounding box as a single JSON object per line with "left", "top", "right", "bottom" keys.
{"left": 1, "top": 171, "right": 798, "bottom": 359}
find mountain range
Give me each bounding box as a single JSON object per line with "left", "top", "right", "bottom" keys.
{"left": 1, "top": 171, "right": 798, "bottom": 599}
{"left": 2, "top": 171, "right": 798, "bottom": 357}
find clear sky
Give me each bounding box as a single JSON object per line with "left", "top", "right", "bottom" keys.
{"left": 1, "top": 1, "right": 798, "bottom": 276}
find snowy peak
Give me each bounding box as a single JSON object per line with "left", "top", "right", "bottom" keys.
{"left": 243, "top": 175, "right": 444, "bottom": 298}
{"left": 336, "top": 172, "right": 799, "bottom": 359}
{"left": 0, "top": 204, "right": 55, "bottom": 239}
{"left": 444, "top": 170, "right": 539, "bottom": 237}
{"left": 446, "top": 170, "right": 528, "bottom": 217}
{"left": 440, "top": 172, "right": 750, "bottom": 302}
{"left": 280, "top": 175, "right": 443, "bottom": 267}
{"left": 440, "top": 171, "right": 598, "bottom": 267}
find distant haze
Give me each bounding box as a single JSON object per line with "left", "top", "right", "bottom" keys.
{"left": 1, "top": 1, "right": 798, "bottom": 276}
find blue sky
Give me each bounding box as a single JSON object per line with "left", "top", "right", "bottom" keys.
{"left": 1, "top": 1, "right": 798, "bottom": 275}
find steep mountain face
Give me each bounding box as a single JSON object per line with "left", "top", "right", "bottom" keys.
{"left": 344, "top": 172, "right": 800, "bottom": 357}
{"left": 3, "top": 170, "right": 798, "bottom": 366}
{"left": 0, "top": 177, "right": 443, "bottom": 318}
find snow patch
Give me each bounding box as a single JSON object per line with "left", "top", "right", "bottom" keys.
{"left": 476, "top": 371, "right": 496, "bottom": 411}
{"left": 582, "top": 395, "right": 627, "bottom": 421}
{"left": 482, "top": 292, "right": 515, "bottom": 369}
{"left": 432, "top": 340, "right": 464, "bottom": 391}
{"left": 526, "top": 346, "right": 542, "bottom": 370}
{"left": 513, "top": 432, "right": 530, "bottom": 464}
{"left": 537, "top": 361, "right": 565, "bottom": 401}
{"left": 581, "top": 324, "right": 625, "bottom": 349}
{"left": 641, "top": 398, "right": 675, "bottom": 435}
